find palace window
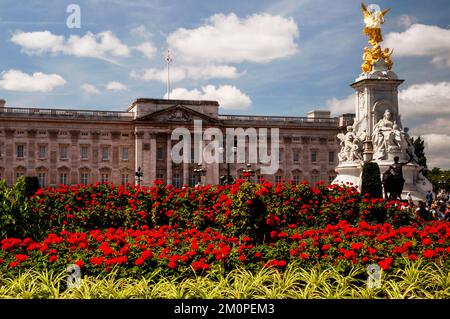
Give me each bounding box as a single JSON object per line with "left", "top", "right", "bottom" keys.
{"left": 275, "top": 175, "right": 282, "bottom": 183}
{"left": 16, "top": 145, "right": 25, "bottom": 158}
{"left": 329, "top": 175, "right": 336, "bottom": 184}
{"left": 60, "top": 145, "right": 68, "bottom": 160}
{"left": 156, "top": 172, "right": 165, "bottom": 182}
{"left": 38, "top": 172, "right": 46, "bottom": 187}
{"left": 293, "top": 175, "right": 301, "bottom": 185}
{"left": 329, "top": 151, "right": 335, "bottom": 164}
{"left": 311, "top": 150, "right": 317, "bottom": 163}
{"left": 102, "top": 147, "right": 110, "bottom": 161}
{"left": 293, "top": 150, "right": 300, "bottom": 163}
{"left": 311, "top": 175, "right": 319, "bottom": 184}
{"left": 81, "top": 146, "right": 89, "bottom": 160}
{"left": 38, "top": 145, "right": 47, "bottom": 159}
{"left": 172, "top": 174, "right": 181, "bottom": 188}
{"left": 122, "top": 147, "right": 129, "bottom": 161}
{"left": 189, "top": 174, "right": 196, "bottom": 187}
{"left": 121, "top": 174, "right": 129, "bottom": 185}
{"left": 157, "top": 147, "right": 164, "bottom": 161}
{"left": 59, "top": 173, "right": 68, "bottom": 185}
{"left": 81, "top": 173, "right": 89, "bottom": 185}
{"left": 101, "top": 174, "right": 109, "bottom": 184}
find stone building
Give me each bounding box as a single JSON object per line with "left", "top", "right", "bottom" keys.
{"left": 0, "top": 98, "right": 352, "bottom": 187}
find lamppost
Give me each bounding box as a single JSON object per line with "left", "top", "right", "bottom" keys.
{"left": 218, "top": 146, "right": 237, "bottom": 185}
{"left": 438, "top": 175, "right": 447, "bottom": 192}
{"left": 135, "top": 166, "right": 143, "bottom": 186}
{"left": 242, "top": 163, "right": 255, "bottom": 182}
{"left": 193, "top": 163, "right": 206, "bottom": 186}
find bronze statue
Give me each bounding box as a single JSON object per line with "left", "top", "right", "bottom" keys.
{"left": 383, "top": 152, "right": 413, "bottom": 200}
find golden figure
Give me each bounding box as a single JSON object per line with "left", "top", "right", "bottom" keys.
{"left": 382, "top": 48, "right": 394, "bottom": 70}
{"left": 360, "top": 3, "right": 393, "bottom": 73}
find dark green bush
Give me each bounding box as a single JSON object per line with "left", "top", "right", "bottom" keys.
{"left": 361, "top": 162, "right": 383, "bottom": 198}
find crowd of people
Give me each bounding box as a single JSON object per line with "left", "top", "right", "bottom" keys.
{"left": 404, "top": 189, "right": 450, "bottom": 221}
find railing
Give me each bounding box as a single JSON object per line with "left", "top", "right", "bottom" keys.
{"left": 218, "top": 115, "right": 339, "bottom": 125}
{"left": 0, "top": 107, "right": 133, "bottom": 120}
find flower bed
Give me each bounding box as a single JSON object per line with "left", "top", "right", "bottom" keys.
{"left": 1, "top": 180, "right": 448, "bottom": 278}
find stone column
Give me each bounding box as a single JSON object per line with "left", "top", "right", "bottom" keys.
{"left": 69, "top": 130, "right": 80, "bottom": 185}
{"left": 166, "top": 133, "right": 172, "bottom": 185}
{"left": 111, "top": 131, "right": 121, "bottom": 185}
{"left": 48, "top": 129, "right": 59, "bottom": 185}
{"left": 183, "top": 163, "right": 189, "bottom": 186}
{"left": 27, "top": 129, "right": 37, "bottom": 172}
{"left": 149, "top": 133, "right": 157, "bottom": 185}
{"left": 4, "top": 129, "right": 14, "bottom": 185}
{"left": 134, "top": 131, "right": 144, "bottom": 185}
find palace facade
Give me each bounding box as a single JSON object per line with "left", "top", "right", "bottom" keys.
{"left": 0, "top": 98, "right": 353, "bottom": 187}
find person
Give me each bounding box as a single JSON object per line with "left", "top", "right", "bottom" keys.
{"left": 437, "top": 203, "right": 446, "bottom": 221}
{"left": 416, "top": 200, "right": 430, "bottom": 221}
{"left": 429, "top": 203, "right": 438, "bottom": 220}
{"left": 406, "top": 192, "right": 413, "bottom": 206}
{"left": 426, "top": 190, "right": 433, "bottom": 208}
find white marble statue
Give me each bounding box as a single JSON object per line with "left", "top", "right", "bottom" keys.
{"left": 337, "top": 126, "right": 362, "bottom": 162}
{"left": 372, "top": 109, "right": 403, "bottom": 159}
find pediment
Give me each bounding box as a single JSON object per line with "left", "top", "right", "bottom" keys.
{"left": 135, "top": 104, "right": 218, "bottom": 124}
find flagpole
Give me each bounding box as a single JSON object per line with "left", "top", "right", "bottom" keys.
{"left": 166, "top": 49, "right": 171, "bottom": 100}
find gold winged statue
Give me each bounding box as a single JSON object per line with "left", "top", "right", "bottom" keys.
{"left": 360, "top": 3, "right": 393, "bottom": 73}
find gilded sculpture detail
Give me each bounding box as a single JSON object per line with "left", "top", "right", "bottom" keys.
{"left": 361, "top": 3, "right": 393, "bottom": 73}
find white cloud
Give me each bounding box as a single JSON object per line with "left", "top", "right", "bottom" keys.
{"left": 11, "top": 30, "right": 130, "bottom": 62}
{"left": 130, "top": 65, "right": 240, "bottom": 82}
{"left": 134, "top": 42, "right": 157, "bottom": 59}
{"left": 106, "top": 81, "right": 128, "bottom": 91}
{"left": 384, "top": 24, "right": 450, "bottom": 67}
{"left": 397, "top": 15, "right": 416, "bottom": 28}
{"left": 167, "top": 13, "right": 299, "bottom": 64}
{"left": 421, "top": 134, "right": 450, "bottom": 169}
{"left": 81, "top": 83, "right": 101, "bottom": 95}
{"left": 326, "top": 94, "right": 354, "bottom": 115}
{"left": 0, "top": 69, "right": 65, "bottom": 92}
{"left": 10, "top": 31, "right": 64, "bottom": 55}
{"left": 163, "top": 85, "right": 251, "bottom": 110}
{"left": 130, "top": 25, "right": 152, "bottom": 39}
{"left": 398, "top": 82, "right": 450, "bottom": 119}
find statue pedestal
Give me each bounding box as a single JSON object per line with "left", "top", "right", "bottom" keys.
{"left": 333, "top": 161, "right": 433, "bottom": 201}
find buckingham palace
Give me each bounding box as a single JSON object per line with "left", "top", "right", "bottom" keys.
{"left": 0, "top": 98, "right": 353, "bottom": 187}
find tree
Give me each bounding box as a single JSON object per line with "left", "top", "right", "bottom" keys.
{"left": 361, "top": 162, "right": 383, "bottom": 198}
{"left": 410, "top": 136, "right": 427, "bottom": 169}
{"left": 427, "top": 168, "right": 450, "bottom": 192}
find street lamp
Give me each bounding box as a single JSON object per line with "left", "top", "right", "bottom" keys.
{"left": 135, "top": 166, "right": 143, "bottom": 186}
{"left": 218, "top": 146, "right": 237, "bottom": 185}
{"left": 193, "top": 163, "right": 206, "bottom": 186}
{"left": 242, "top": 163, "right": 255, "bottom": 182}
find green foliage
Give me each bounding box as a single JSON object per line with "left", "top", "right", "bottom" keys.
{"left": 0, "top": 177, "right": 41, "bottom": 238}
{"left": 426, "top": 167, "right": 450, "bottom": 192}
{"left": 410, "top": 136, "right": 427, "bottom": 169}
{"left": 361, "top": 162, "right": 383, "bottom": 198}
{"left": 0, "top": 260, "right": 448, "bottom": 299}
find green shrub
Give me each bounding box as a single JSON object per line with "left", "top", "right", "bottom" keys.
{"left": 361, "top": 162, "right": 383, "bottom": 198}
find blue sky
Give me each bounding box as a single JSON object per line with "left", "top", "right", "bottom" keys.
{"left": 0, "top": 0, "right": 450, "bottom": 167}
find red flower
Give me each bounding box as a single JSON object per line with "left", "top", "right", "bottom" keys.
{"left": 408, "top": 254, "right": 418, "bottom": 261}
{"left": 378, "top": 257, "right": 393, "bottom": 270}
{"left": 321, "top": 244, "right": 331, "bottom": 251}
{"left": 75, "top": 260, "right": 84, "bottom": 268}
{"left": 89, "top": 257, "right": 105, "bottom": 266}
{"left": 15, "top": 254, "right": 29, "bottom": 262}
{"left": 423, "top": 249, "right": 437, "bottom": 259}
{"left": 422, "top": 238, "right": 433, "bottom": 246}
{"left": 300, "top": 253, "right": 309, "bottom": 260}
{"left": 9, "top": 261, "right": 19, "bottom": 268}
{"left": 49, "top": 255, "right": 58, "bottom": 263}
{"left": 239, "top": 254, "right": 246, "bottom": 262}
